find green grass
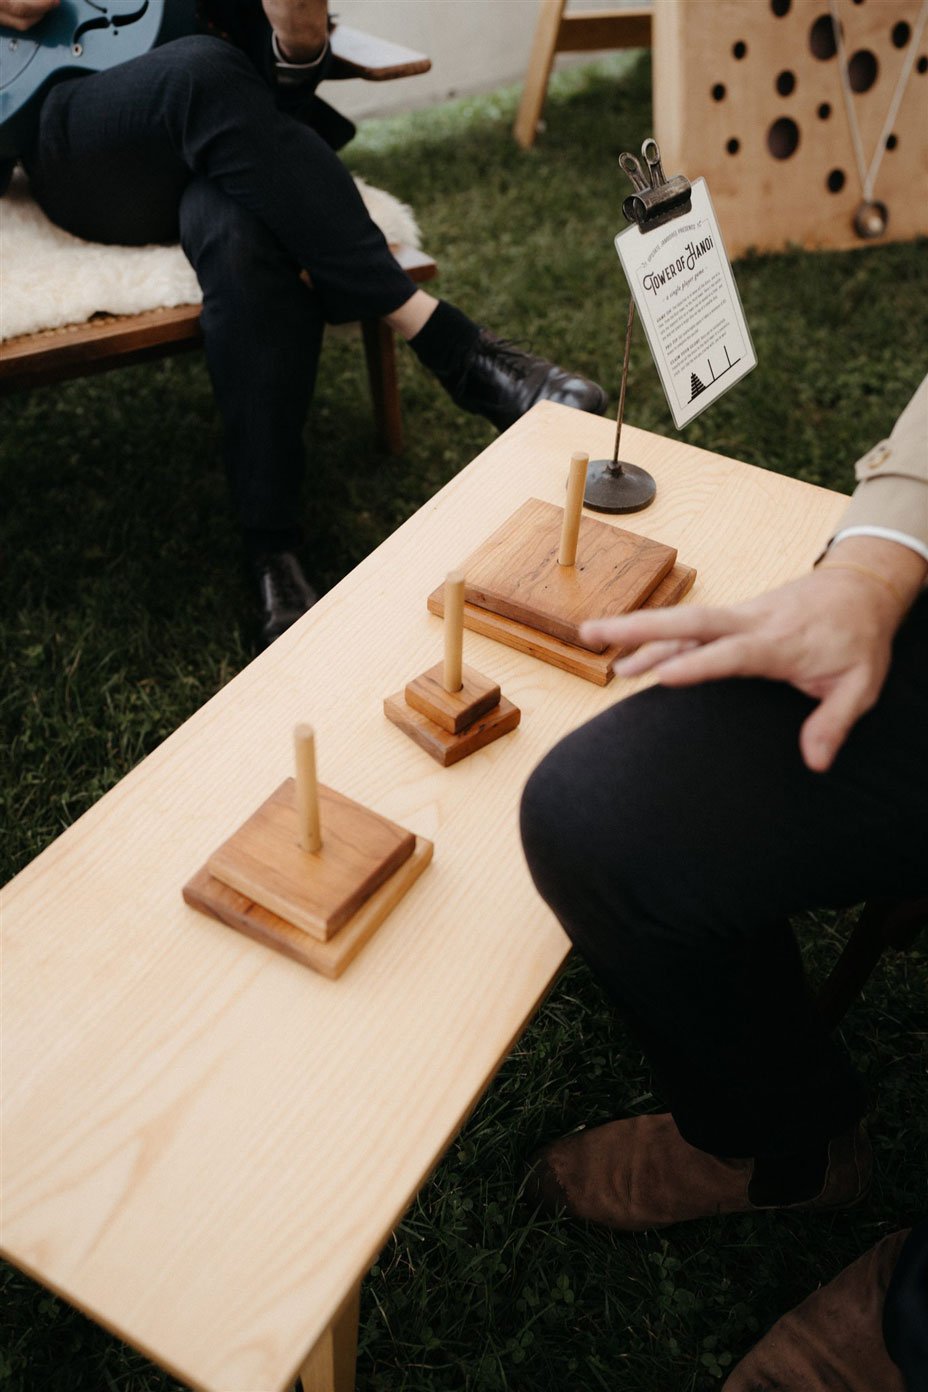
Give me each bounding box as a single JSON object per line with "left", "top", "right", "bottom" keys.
{"left": 2, "top": 53, "right": 926, "bottom": 1392}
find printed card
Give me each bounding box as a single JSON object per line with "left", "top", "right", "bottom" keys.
{"left": 615, "top": 178, "right": 756, "bottom": 430}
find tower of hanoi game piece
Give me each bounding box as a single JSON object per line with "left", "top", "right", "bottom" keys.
{"left": 183, "top": 724, "right": 432, "bottom": 977}
{"left": 384, "top": 571, "right": 521, "bottom": 766}
{"left": 557, "top": 451, "right": 589, "bottom": 565}
{"left": 426, "top": 449, "right": 696, "bottom": 684}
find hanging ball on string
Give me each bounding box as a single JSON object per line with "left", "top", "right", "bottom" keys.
{"left": 854, "top": 201, "right": 889, "bottom": 239}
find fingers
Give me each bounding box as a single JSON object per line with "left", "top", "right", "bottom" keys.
{"left": 646, "top": 635, "right": 762, "bottom": 686}
{"left": 799, "top": 669, "right": 877, "bottom": 772}
{"left": 610, "top": 638, "right": 699, "bottom": 677}
{"left": 581, "top": 605, "right": 741, "bottom": 651}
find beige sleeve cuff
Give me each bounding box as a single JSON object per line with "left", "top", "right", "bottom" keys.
{"left": 831, "top": 374, "right": 928, "bottom": 551}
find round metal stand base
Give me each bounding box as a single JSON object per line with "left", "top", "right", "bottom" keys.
{"left": 583, "top": 460, "right": 656, "bottom": 514}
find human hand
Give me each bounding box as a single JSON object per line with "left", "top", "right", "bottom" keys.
{"left": 262, "top": 0, "right": 328, "bottom": 61}
{"left": 581, "top": 537, "right": 927, "bottom": 773}
{"left": 0, "top": 0, "right": 59, "bottom": 32}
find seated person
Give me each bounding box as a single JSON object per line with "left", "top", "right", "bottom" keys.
{"left": 519, "top": 374, "right": 927, "bottom": 1389}
{"left": 0, "top": 0, "right": 606, "bottom": 644}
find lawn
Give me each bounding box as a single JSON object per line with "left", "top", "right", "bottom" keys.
{"left": 1, "top": 51, "right": 925, "bottom": 1392}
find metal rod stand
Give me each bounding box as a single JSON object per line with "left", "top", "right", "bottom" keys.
{"left": 583, "top": 296, "right": 656, "bottom": 514}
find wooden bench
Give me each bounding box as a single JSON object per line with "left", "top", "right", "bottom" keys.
{"left": 513, "top": 0, "right": 652, "bottom": 149}
{"left": 0, "top": 23, "right": 437, "bottom": 455}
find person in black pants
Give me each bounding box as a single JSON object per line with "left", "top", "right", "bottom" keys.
{"left": 520, "top": 374, "right": 927, "bottom": 1390}
{"left": 2, "top": 0, "right": 606, "bottom": 645}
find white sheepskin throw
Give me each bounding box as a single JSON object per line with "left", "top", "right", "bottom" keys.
{"left": 0, "top": 169, "right": 421, "bottom": 342}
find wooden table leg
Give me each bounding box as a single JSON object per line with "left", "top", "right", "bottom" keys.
{"left": 298, "top": 1281, "right": 361, "bottom": 1392}
{"left": 513, "top": 0, "right": 565, "bottom": 149}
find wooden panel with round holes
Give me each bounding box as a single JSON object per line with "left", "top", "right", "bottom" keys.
{"left": 654, "top": 0, "right": 928, "bottom": 254}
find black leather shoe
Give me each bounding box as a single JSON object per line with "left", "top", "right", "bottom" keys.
{"left": 250, "top": 550, "right": 319, "bottom": 648}
{"left": 449, "top": 330, "right": 607, "bottom": 431}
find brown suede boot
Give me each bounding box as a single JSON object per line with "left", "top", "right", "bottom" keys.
{"left": 524, "top": 1113, "right": 870, "bottom": 1231}
{"left": 722, "top": 1228, "right": 910, "bottom": 1391}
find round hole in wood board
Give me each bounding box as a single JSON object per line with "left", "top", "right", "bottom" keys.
{"left": 810, "top": 14, "right": 838, "bottom": 60}
{"left": 767, "top": 116, "right": 800, "bottom": 158}
{"left": 848, "top": 48, "right": 878, "bottom": 92}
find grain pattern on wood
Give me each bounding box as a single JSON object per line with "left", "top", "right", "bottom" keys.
{"left": 1, "top": 403, "right": 848, "bottom": 1392}
{"left": 404, "top": 662, "right": 501, "bottom": 735}
{"left": 207, "top": 780, "right": 415, "bottom": 941}
{"left": 384, "top": 693, "right": 521, "bottom": 766}
{"left": 461, "top": 498, "right": 676, "bottom": 650}
{"left": 185, "top": 839, "right": 432, "bottom": 979}
{"left": 429, "top": 561, "right": 698, "bottom": 685}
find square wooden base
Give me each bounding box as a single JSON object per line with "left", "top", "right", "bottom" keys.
{"left": 404, "top": 662, "right": 501, "bottom": 734}
{"left": 384, "top": 692, "right": 521, "bottom": 765}
{"left": 462, "top": 498, "right": 677, "bottom": 649}
{"left": 428, "top": 562, "right": 697, "bottom": 685}
{"left": 183, "top": 837, "right": 432, "bottom": 979}
{"left": 207, "top": 779, "right": 415, "bottom": 941}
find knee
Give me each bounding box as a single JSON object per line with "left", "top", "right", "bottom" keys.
{"left": 156, "top": 35, "right": 258, "bottom": 122}
{"left": 161, "top": 34, "right": 253, "bottom": 87}
{"left": 520, "top": 735, "right": 594, "bottom": 890}
{"left": 520, "top": 725, "right": 646, "bottom": 918}
{"left": 520, "top": 698, "right": 700, "bottom": 937}
{"left": 180, "top": 181, "right": 292, "bottom": 284}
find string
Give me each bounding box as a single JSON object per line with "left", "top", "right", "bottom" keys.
{"left": 829, "top": 0, "right": 928, "bottom": 203}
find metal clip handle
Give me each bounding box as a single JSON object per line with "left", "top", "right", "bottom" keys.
{"left": 618, "top": 151, "right": 649, "bottom": 194}
{"left": 641, "top": 138, "right": 666, "bottom": 190}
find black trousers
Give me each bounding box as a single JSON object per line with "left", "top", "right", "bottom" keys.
{"left": 22, "top": 37, "right": 418, "bottom": 532}
{"left": 520, "top": 593, "right": 928, "bottom": 1159}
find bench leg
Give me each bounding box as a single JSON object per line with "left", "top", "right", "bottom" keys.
{"left": 513, "top": 0, "right": 566, "bottom": 149}
{"left": 362, "top": 318, "right": 404, "bottom": 454}
{"left": 299, "top": 1281, "right": 361, "bottom": 1392}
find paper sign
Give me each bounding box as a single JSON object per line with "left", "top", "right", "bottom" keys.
{"left": 615, "top": 178, "right": 756, "bottom": 429}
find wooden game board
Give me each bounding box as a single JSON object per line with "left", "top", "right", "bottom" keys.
{"left": 428, "top": 491, "right": 698, "bottom": 684}
{"left": 461, "top": 497, "right": 678, "bottom": 648}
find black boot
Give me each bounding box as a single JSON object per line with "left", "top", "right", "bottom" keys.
{"left": 250, "top": 550, "right": 319, "bottom": 648}
{"left": 448, "top": 329, "right": 607, "bottom": 431}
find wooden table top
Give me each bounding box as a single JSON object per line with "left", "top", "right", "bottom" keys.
{"left": 1, "top": 404, "right": 848, "bottom": 1392}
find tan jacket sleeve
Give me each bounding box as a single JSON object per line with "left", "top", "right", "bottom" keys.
{"left": 832, "top": 374, "right": 928, "bottom": 550}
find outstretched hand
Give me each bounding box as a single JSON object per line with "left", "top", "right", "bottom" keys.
{"left": 581, "top": 537, "right": 926, "bottom": 773}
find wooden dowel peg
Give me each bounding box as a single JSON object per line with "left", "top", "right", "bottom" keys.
{"left": 558, "top": 452, "right": 589, "bottom": 567}
{"left": 294, "top": 723, "right": 322, "bottom": 854}
{"left": 443, "top": 570, "right": 465, "bottom": 693}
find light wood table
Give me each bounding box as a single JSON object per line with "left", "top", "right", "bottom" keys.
{"left": 1, "top": 403, "right": 848, "bottom": 1392}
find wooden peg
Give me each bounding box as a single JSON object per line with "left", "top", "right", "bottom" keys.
{"left": 443, "top": 570, "right": 465, "bottom": 693}
{"left": 294, "top": 724, "right": 322, "bottom": 854}
{"left": 558, "top": 452, "right": 589, "bottom": 567}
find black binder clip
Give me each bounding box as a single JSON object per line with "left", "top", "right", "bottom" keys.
{"left": 584, "top": 138, "right": 692, "bottom": 514}
{"left": 620, "top": 139, "right": 692, "bottom": 232}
